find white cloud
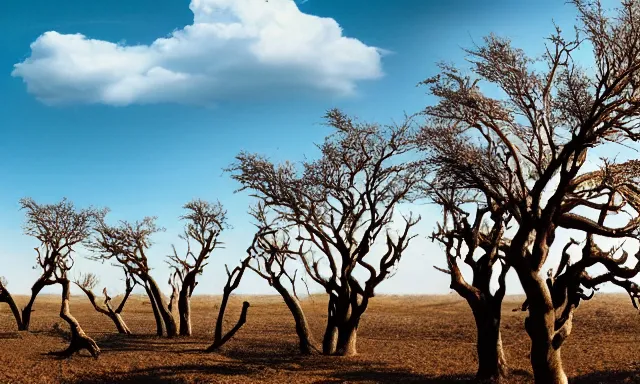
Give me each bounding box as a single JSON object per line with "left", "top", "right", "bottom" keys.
{"left": 12, "top": 0, "right": 383, "bottom": 106}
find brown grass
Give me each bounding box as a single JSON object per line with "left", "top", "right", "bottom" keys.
{"left": 0, "top": 293, "right": 638, "bottom": 383}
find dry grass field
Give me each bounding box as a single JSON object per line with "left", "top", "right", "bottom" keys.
{"left": 0, "top": 293, "right": 639, "bottom": 383}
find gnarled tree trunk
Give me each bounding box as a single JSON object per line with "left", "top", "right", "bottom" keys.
{"left": 335, "top": 321, "right": 359, "bottom": 356}
{"left": 145, "top": 275, "right": 177, "bottom": 338}
{"left": 473, "top": 306, "right": 508, "bottom": 381}
{"left": 178, "top": 286, "right": 192, "bottom": 336}
{"left": 145, "top": 283, "right": 164, "bottom": 336}
{"left": 110, "top": 313, "right": 131, "bottom": 335}
{"left": 21, "top": 276, "right": 53, "bottom": 331}
{"left": 332, "top": 291, "right": 368, "bottom": 357}
{"left": 206, "top": 295, "right": 250, "bottom": 352}
{"left": 0, "top": 285, "right": 23, "bottom": 330}
{"left": 51, "top": 279, "right": 100, "bottom": 358}
{"left": 77, "top": 285, "right": 132, "bottom": 335}
{"left": 519, "top": 270, "right": 568, "bottom": 384}
{"left": 322, "top": 295, "right": 339, "bottom": 355}
{"left": 178, "top": 271, "right": 197, "bottom": 336}
{"left": 272, "top": 279, "right": 318, "bottom": 354}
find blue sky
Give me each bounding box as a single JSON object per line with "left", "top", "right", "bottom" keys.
{"left": 0, "top": 0, "right": 614, "bottom": 297}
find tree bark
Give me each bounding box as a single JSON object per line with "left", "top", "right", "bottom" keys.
{"left": 110, "top": 313, "right": 131, "bottom": 335}
{"left": 335, "top": 322, "right": 358, "bottom": 356}
{"left": 0, "top": 288, "right": 23, "bottom": 330}
{"left": 322, "top": 296, "right": 338, "bottom": 355}
{"left": 50, "top": 279, "right": 100, "bottom": 358}
{"left": 144, "top": 283, "right": 164, "bottom": 336}
{"left": 520, "top": 271, "right": 568, "bottom": 384}
{"left": 177, "top": 271, "right": 197, "bottom": 336}
{"left": 77, "top": 285, "right": 132, "bottom": 335}
{"left": 272, "top": 279, "right": 318, "bottom": 354}
{"left": 178, "top": 286, "right": 192, "bottom": 336}
{"left": 474, "top": 308, "right": 508, "bottom": 381}
{"left": 206, "top": 297, "right": 250, "bottom": 352}
{"left": 145, "top": 276, "right": 177, "bottom": 338}
{"left": 333, "top": 294, "right": 366, "bottom": 357}
{"left": 21, "top": 277, "right": 51, "bottom": 331}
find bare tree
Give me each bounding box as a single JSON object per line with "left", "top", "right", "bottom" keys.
{"left": 74, "top": 269, "right": 136, "bottom": 335}
{"left": 206, "top": 257, "right": 251, "bottom": 352}
{"left": 419, "top": 2, "right": 640, "bottom": 381}
{"left": 167, "top": 199, "right": 227, "bottom": 336}
{"left": 89, "top": 217, "right": 177, "bottom": 338}
{"left": 0, "top": 277, "right": 23, "bottom": 330}
{"left": 229, "top": 109, "right": 422, "bottom": 356}
{"left": 20, "top": 197, "right": 103, "bottom": 357}
{"left": 429, "top": 187, "right": 511, "bottom": 381}
{"left": 246, "top": 203, "right": 319, "bottom": 355}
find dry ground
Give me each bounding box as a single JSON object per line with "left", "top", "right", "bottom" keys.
{"left": 0, "top": 293, "right": 638, "bottom": 383}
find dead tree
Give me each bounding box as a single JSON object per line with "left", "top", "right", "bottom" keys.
{"left": 74, "top": 270, "right": 136, "bottom": 335}
{"left": 246, "top": 203, "right": 319, "bottom": 355}
{"left": 206, "top": 257, "right": 251, "bottom": 352}
{"left": 167, "top": 199, "right": 227, "bottom": 336}
{"left": 0, "top": 277, "right": 23, "bottom": 330}
{"left": 20, "top": 197, "right": 103, "bottom": 357}
{"left": 52, "top": 278, "right": 101, "bottom": 358}
{"left": 419, "top": 2, "right": 640, "bottom": 381}
{"left": 19, "top": 198, "right": 104, "bottom": 332}
{"left": 430, "top": 188, "right": 511, "bottom": 381}
{"left": 89, "top": 217, "right": 177, "bottom": 337}
{"left": 229, "top": 109, "right": 423, "bottom": 356}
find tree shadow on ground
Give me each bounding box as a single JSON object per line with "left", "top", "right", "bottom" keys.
{"left": 324, "top": 370, "right": 473, "bottom": 383}
{"left": 0, "top": 332, "right": 21, "bottom": 339}
{"left": 91, "top": 333, "right": 203, "bottom": 353}
{"left": 572, "top": 369, "right": 640, "bottom": 383}
{"left": 70, "top": 363, "right": 257, "bottom": 384}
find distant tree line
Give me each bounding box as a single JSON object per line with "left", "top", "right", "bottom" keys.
{"left": 3, "top": 1, "right": 640, "bottom": 383}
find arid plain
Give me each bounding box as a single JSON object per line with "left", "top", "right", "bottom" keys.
{"left": 0, "top": 294, "right": 638, "bottom": 383}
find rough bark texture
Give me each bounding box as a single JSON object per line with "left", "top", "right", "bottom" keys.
{"left": 522, "top": 275, "right": 568, "bottom": 384}
{"left": 145, "top": 276, "right": 177, "bottom": 338}
{"left": 335, "top": 322, "right": 358, "bottom": 356}
{"left": 206, "top": 258, "right": 250, "bottom": 352}
{"left": 21, "top": 277, "right": 51, "bottom": 331}
{"left": 328, "top": 294, "right": 367, "bottom": 357}
{"left": 178, "top": 277, "right": 193, "bottom": 336}
{"left": 322, "top": 324, "right": 338, "bottom": 355}
{"left": 272, "top": 279, "right": 318, "bottom": 354}
{"left": 145, "top": 283, "right": 164, "bottom": 337}
{"left": 474, "top": 309, "right": 508, "bottom": 381}
{"left": 76, "top": 284, "right": 132, "bottom": 335}
{"left": 0, "top": 282, "right": 23, "bottom": 330}
{"left": 322, "top": 296, "right": 338, "bottom": 355}
{"left": 50, "top": 279, "right": 100, "bottom": 358}
{"left": 206, "top": 299, "right": 250, "bottom": 352}
{"left": 430, "top": 192, "right": 511, "bottom": 382}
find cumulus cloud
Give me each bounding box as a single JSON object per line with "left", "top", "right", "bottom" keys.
{"left": 12, "top": 0, "right": 383, "bottom": 106}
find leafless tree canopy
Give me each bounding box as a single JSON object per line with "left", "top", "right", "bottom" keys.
{"left": 21, "top": 197, "right": 105, "bottom": 281}
{"left": 418, "top": 1, "right": 640, "bottom": 382}
{"left": 167, "top": 199, "right": 228, "bottom": 336}
{"left": 18, "top": 198, "right": 105, "bottom": 356}
{"left": 229, "top": 109, "right": 423, "bottom": 355}
{"left": 19, "top": 198, "right": 105, "bottom": 333}
{"left": 167, "top": 199, "right": 226, "bottom": 294}
{"left": 90, "top": 217, "right": 161, "bottom": 277}
{"left": 90, "top": 216, "right": 177, "bottom": 337}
